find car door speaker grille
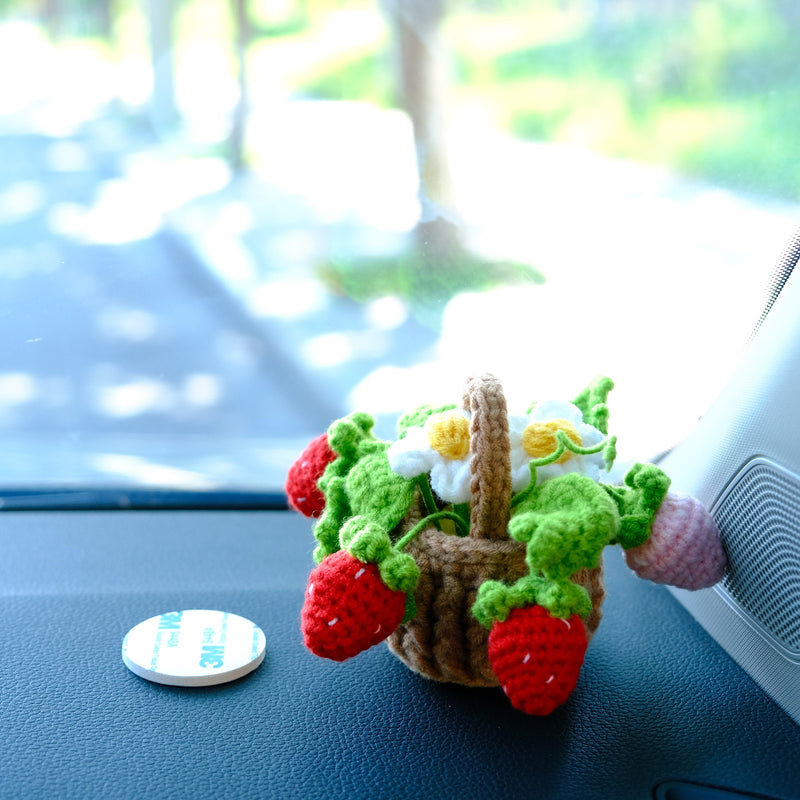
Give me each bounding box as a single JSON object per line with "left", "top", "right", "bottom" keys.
{"left": 713, "top": 458, "right": 800, "bottom": 657}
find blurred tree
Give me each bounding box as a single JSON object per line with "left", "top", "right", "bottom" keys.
{"left": 145, "top": 0, "right": 179, "bottom": 134}
{"left": 95, "top": 0, "right": 112, "bottom": 40}
{"left": 380, "top": 0, "right": 461, "bottom": 254}
{"left": 230, "top": 0, "right": 252, "bottom": 169}
{"left": 44, "top": 0, "right": 62, "bottom": 39}
{"left": 42, "top": 0, "right": 114, "bottom": 40}
{"left": 318, "top": 0, "right": 544, "bottom": 327}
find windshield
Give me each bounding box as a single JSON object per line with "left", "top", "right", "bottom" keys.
{"left": 1, "top": 0, "right": 798, "bottom": 494}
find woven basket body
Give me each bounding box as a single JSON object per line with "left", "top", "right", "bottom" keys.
{"left": 386, "top": 374, "right": 605, "bottom": 687}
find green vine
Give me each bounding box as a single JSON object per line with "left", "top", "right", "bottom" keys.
{"left": 510, "top": 429, "right": 612, "bottom": 510}
{"left": 395, "top": 510, "right": 470, "bottom": 552}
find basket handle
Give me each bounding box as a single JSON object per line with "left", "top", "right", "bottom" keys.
{"left": 461, "top": 373, "right": 512, "bottom": 541}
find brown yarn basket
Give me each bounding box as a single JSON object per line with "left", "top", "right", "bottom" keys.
{"left": 386, "top": 374, "right": 606, "bottom": 687}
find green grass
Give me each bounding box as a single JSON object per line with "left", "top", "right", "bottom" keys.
{"left": 297, "top": 46, "right": 393, "bottom": 105}
{"left": 318, "top": 225, "right": 546, "bottom": 329}
{"left": 38, "top": 0, "right": 798, "bottom": 200}
{"left": 280, "top": 0, "right": 800, "bottom": 201}
{"left": 442, "top": 0, "right": 800, "bottom": 201}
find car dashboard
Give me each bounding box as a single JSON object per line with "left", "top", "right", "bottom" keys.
{"left": 2, "top": 505, "right": 799, "bottom": 799}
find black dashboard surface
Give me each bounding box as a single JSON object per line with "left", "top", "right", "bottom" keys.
{"left": 1, "top": 510, "right": 799, "bottom": 799}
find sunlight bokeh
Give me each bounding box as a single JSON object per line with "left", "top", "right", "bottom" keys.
{"left": 1, "top": 0, "right": 799, "bottom": 488}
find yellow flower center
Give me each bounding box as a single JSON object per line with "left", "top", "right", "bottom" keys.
{"left": 522, "top": 419, "right": 582, "bottom": 464}
{"left": 427, "top": 412, "right": 470, "bottom": 461}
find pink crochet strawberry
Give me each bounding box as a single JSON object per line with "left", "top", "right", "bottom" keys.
{"left": 285, "top": 432, "right": 337, "bottom": 518}
{"left": 624, "top": 492, "right": 726, "bottom": 590}
{"left": 301, "top": 549, "right": 407, "bottom": 661}
{"left": 487, "top": 605, "right": 588, "bottom": 716}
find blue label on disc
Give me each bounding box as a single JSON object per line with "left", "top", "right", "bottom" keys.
{"left": 122, "top": 609, "right": 266, "bottom": 687}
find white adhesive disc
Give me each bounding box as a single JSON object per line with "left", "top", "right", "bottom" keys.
{"left": 122, "top": 609, "right": 266, "bottom": 687}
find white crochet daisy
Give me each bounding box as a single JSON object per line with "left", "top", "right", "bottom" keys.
{"left": 387, "top": 409, "right": 472, "bottom": 504}
{"left": 509, "top": 400, "right": 606, "bottom": 492}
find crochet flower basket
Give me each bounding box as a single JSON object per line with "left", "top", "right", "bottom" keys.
{"left": 385, "top": 374, "right": 605, "bottom": 688}
{"left": 286, "top": 373, "right": 727, "bottom": 715}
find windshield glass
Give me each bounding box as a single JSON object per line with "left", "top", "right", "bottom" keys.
{"left": 1, "top": 0, "right": 798, "bottom": 492}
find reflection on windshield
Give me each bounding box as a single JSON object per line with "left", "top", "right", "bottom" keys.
{"left": 0, "top": 0, "right": 798, "bottom": 490}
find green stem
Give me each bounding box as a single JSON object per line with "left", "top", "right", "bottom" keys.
{"left": 395, "top": 511, "right": 468, "bottom": 552}
{"left": 415, "top": 475, "right": 441, "bottom": 530}
{"left": 510, "top": 461, "right": 539, "bottom": 509}
{"left": 553, "top": 429, "right": 609, "bottom": 458}
{"left": 453, "top": 502, "right": 470, "bottom": 532}
{"left": 603, "top": 435, "right": 618, "bottom": 472}
{"left": 510, "top": 431, "right": 611, "bottom": 509}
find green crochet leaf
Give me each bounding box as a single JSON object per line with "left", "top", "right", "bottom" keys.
{"left": 473, "top": 576, "right": 542, "bottom": 628}
{"left": 312, "top": 475, "right": 349, "bottom": 563}
{"left": 603, "top": 435, "right": 618, "bottom": 473}
{"left": 535, "top": 578, "right": 592, "bottom": 618}
{"left": 573, "top": 375, "right": 615, "bottom": 435}
{"left": 346, "top": 449, "right": 415, "bottom": 534}
{"left": 378, "top": 551, "right": 420, "bottom": 595}
{"left": 601, "top": 462, "right": 671, "bottom": 549}
{"left": 326, "top": 411, "right": 380, "bottom": 462}
{"left": 338, "top": 515, "right": 420, "bottom": 597}
{"left": 396, "top": 402, "right": 457, "bottom": 438}
{"left": 339, "top": 516, "right": 393, "bottom": 563}
{"left": 313, "top": 411, "right": 409, "bottom": 562}
{"left": 509, "top": 473, "right": 620, "bottom": 581}
{"left": 472, "top": 573, "right": 592, "bottom": 628}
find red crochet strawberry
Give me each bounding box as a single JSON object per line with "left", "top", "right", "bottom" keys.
{"left": 301, "top": 549, "right": 407, "bottom": 661}
{"left": 285, "top": 433, "right": 337, "bottom": 518}
{"left": 488, "top": 605, "right": 588, "bottom": 715}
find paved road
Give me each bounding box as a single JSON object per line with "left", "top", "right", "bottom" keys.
{"left": 3, "top": 99, "right": 799, "bottom": 489}
{"left": 0, "top": 119, "right": 347, "bottom": 488}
